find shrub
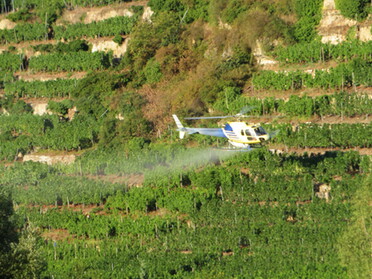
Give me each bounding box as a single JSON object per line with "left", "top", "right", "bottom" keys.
{"left": 143, "top": 58, "right": 163, "bottom": 84}
{"left": 113, "top": 34, "right": 124, "bottom": 45}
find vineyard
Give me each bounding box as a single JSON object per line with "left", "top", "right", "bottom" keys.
{"left": 2, "top": 148, "right": 371, "bottom": 278}
{"left": 0, "top": 0, "right": 371, "bottom": 278}
{"left": 252, "top": 59, "right": 372, "bottom": 90}
{"left": 271, "top": 41, "right": 372, "bottom": 64}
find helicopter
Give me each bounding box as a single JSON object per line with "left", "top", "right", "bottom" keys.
{"left": 173, "top": 108, "right": 276, "bottom": 149}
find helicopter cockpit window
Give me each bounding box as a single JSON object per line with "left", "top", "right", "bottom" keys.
{"left": 254, "top": 127, "right": 266, "bottom": 136}
{"left": 245, "top": 129, "right": 251, "bottom": 136}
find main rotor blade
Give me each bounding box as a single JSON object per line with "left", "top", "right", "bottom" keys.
{"left": 184, "top": 115, "right": 235, "bottom": 120}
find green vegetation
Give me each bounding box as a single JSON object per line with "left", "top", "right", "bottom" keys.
{"left": 272, "top": 41, "right": 372, "bottom": 64}
{"left": 293, "top": 0, "right": 323, "bottom": 42}
{"left": 0, "top": 53, "right": 24, "bottom": 72}
{"left": 53, "top": 16, "right": 137, "bottom": 40}
{"left": 338, "top": 175, "right": 372, "bottom": 279}
{"left": 252, "top": 60, "right": 372, "bottom": 90}
{"left": 31, "top": 40, "right": 90, "bottom": 53}
{"left": 215, "top": 92, "right": 372, "bottom": 117}
{"left": 6, "top": 8, "right": 32, "bottom": 22}
{"left": 0, "top": 192, "right": 46, "bottom": 278}
{"left": 0, "top": 114, "right": 99, "bottom": 160}
{"left": 0, "top": 23, "right": 48, "bottom": 43}
{"left": 0, "top": 0, "right": 371, "bottom": 277}
{"left": 47, "top": 99, "right": 74, "bottom": 117}
{"left": 335, "top": 0, "right": 370, "bottom": 20}
{"left": 0, "top": 149, "right": 369, "bottom": 278}
{"left": 28, "top": 51, "right": 112, "bottom": 71}
{"left": 4, "top": 79, "right": 79, "bottom": 98}
{"left": 268, "top": 122, "right": 372, "bottom": 148}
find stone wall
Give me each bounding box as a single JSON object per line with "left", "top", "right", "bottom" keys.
{"left": 319, "top": 0, "right": 372, "bottom": 44}
{"left": 23, "top": 154, "right": 76, "bottom": 165}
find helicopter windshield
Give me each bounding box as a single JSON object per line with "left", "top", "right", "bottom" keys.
{"left": 254, "top": 127, "right": 266, "bottom": 136}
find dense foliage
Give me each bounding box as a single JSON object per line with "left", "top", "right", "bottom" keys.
{"left": 0, "top": 149, "right": 369, "bottom": 278}
{"left": 0, "top": 192, "right": 45, "bottom": 278}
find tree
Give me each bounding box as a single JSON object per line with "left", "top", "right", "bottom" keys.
{"left": 72, "top": 72, "right": 129, "bottom": 119}
{"left": 0, "top": 193, "right": 45, "bottom": 279}
{"left": 0, "top": 193, "right": 17, "bottom": 277}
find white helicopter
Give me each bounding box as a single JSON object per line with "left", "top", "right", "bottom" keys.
{"left": 173, "top": 109, "right": 276, "bottom": 149}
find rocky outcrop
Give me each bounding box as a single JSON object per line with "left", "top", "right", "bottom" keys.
{"left": 253, "top": 41, "right": 278, "bottom": 67}
{"left": 91, "top": 37, "right": 130, "bottom": 58}
{"left": 319, "top": 0, "right": 372, "bottom": 44}
{"left": 142, "top": 6, "right": 154, "bottom": 22}
{"left": 0, "top": 18, "right": 16, "bottom": 30}
{"left": 57, "top": 3, "right": 135, "bottom": 25}
{"left": 315, "top": 183, "right": 331, "bottom": 202}
{"left": 30, "top": 102, "right": 51, "bottom": 115}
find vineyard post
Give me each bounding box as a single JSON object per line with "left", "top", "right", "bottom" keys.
{"left": 252, "top": 73, "right": 254, "bottom": 93}
{"left": 13, "top": 28, "right": 17, "bottom": 44}
{"left": 291, "top": 75, "right": 294, "bottom": 91}
{"left": 45, "top": 13, "right": 48, "bottom": 41}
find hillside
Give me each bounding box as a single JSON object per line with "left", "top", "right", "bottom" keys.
{"left": 0, "top": 0, "right": 371, "bottom": 278}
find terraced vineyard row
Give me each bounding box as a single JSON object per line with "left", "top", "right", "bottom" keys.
{"left": 0, "top": 14, "right": 137, "bottom": 43}
{"left": 0, "top": 50, "right": 113, "bottom": 72}
{"left": 252, "top": 59, "right": 371, "bottom": 90}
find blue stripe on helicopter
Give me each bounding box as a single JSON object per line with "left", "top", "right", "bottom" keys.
{"left": 224, "top": 123, "right": 233, "bottom": 131}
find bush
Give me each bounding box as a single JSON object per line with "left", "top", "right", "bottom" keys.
{"left": 143, "top": 58, "right": 163, "bottom": 84}
{"left": 47, "top": 100, "right": 73, "bottom": 116}
{"left": 8, "top": 100, "right": 33, "bottom": 114}
{"left": 113, "top": 34, "right": 124, "bottom": 45}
